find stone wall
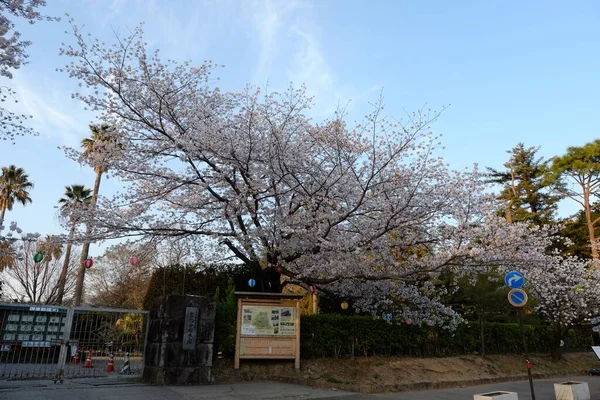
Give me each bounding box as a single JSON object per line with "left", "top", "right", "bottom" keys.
{"left": 143, "top": 294, "right": 216, "bottom": 385}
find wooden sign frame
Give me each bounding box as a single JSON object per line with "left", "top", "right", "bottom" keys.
{"left": 234, "top": 292, "right": 304, "bottom": 369}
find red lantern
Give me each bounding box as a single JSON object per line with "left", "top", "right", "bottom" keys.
{"left": 129, "top": 256, "right": 139, "bottom": 266}
{"left": 405, "top": 318, "right": 413, "bottom": 325}
{"left": 83, "top": 258, "right": 93, "bottom": 269}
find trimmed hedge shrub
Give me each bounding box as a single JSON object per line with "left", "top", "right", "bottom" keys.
{"left": 299, "top": 315, "right": 592, "bottom": 358}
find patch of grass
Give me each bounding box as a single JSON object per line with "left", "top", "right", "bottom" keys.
{"left": 323, "top": 373, "right": 345, "bottom": 384}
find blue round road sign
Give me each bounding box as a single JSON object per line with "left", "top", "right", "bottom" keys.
{"left": 507, "top": 289, "right": 528, "bottom": 307}
{"left": 504, "top": 271, "right": 524, "bottom": 289}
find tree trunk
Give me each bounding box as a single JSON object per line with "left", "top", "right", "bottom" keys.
{"left": 583, "top": 190, "right": 598, "bottom": 260}
{"left": 551, "top": 322, "right": 564, "bottom": 360}
{"left": 0, "top": 205, "right": 6, "bottom": 228}
{"left": 479, "top": 312, "right": 486, "bottom": 358}
{"left": 55, "top": 221, "right": 76, "bottom": 304}
{"left": 73, "top": 170, "right": 102, "bottom": 306}
{"left": 0, "top": 193, "right": 9, "bottom": 228}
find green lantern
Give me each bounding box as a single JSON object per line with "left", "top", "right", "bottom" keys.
{"left": 33, "top": 252, "right": 44, "bottom": 263}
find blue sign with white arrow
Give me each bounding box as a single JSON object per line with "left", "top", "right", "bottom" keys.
{"left": 504, "top": 271, "right": 524, "bottom": 289}
{"left": 507, "top": 289, "right": 528, "bottom": 307}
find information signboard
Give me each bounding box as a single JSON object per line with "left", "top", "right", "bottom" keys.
{"left": 234, "top": 292, "right": 304, "bottom": 370}
{"left": 240, "top": 305, "right": 296, "bottom": 336}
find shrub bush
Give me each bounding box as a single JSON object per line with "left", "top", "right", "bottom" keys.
{"left": 142, "top": 263, "right": 247, "bottom": 310}
{"left": 299, "top": 315, "right": 592, "bottom": 358}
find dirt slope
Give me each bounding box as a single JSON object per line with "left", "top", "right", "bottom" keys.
{"left": 215, "top": 352, "right": 600, "bottom": 392}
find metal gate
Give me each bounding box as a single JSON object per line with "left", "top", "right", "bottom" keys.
{"left": 0, "top": 303, "right": 148, "bottom": 381}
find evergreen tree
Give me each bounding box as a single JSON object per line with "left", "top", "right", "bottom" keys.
{"left": 486, "top": 143, "right": 558, "bottom": 225}
{"left": 559, "top": 208, "right": 598, "bottom": 259}
{"left": 548, "top": 139, "right": 600, "bottom": 260}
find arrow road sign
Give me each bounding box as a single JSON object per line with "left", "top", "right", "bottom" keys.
{"left": 508, "top": 289, "right": 528, "bottom": 307}
{"left": 504, "top": 271, "right": 524, "bottom": 289}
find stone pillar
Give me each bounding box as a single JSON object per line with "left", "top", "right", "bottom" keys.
{"left": 143, "top": 295, "right": 215, "bottom": 385}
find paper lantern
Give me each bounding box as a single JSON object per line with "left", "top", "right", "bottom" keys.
{"left": 83, "top": 258, "right": 94, "bottom": 268}
{"left": 248, "top": 278, "right": 256, "bottom": 288}
{"left": 33, "top": 252, "right": 44, "bottom": 263}
{"left": 405, "top": 318, "right": 413, "bottom": 325}
{"left": 341, "top": 301, "right": 349, "bottom": 310}
{"left": 129, "top": 256, "right": 139, "bottom": 266}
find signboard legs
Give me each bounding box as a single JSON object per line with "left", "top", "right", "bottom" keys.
{"left": 234, "top": 298, "right": 242, "bottom": 369}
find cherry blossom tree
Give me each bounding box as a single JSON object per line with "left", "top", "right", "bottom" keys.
{"left": 0, "top": 0, "right": 56, "bottom": 142}
{"left": 58, "top": 21, "right": 599, "bottom": 325}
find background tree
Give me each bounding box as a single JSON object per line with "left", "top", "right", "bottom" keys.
{"left": 559, "top": 206, "right": 600, "bottom": 258}
{"left": 548, "top": 139, "right": 600, "bottom": 260}
{"left": 443, "top": 269, "right": 512, "bottom": 358}
{"left": 87, "top": 241, "right": 156, "bottom": 309}
{"left": 0, "top": 165, "right": 33, "bottom": 226}
{"left": 0, "top": 240, "right": 14, "bottom": 271}
{"left": 72, "top": 124, "right": 114, "bottom": 306}
{"left": 486, "top": 143, "right": 558, "bottom": 225}
{"left": 1, "top": 235, "right": 78, "bottom": 303}
{"left": 56, "top": 184, "right": 91, "bottom": 304}
{"left": 0, "top": 0, "right": 56, "bottom": 142}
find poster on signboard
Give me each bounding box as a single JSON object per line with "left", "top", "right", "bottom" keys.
{"left": 241, "top": 305, "right": 295, "bottom": 336}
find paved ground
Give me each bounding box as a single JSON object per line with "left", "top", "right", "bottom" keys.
{"left": 0, "top": 376, "right": 599, "bottom": 400}
{"left": 0, "top": 358, "right": 144, "bottom": 380}
{"left": 372, "top": 376, "right": 600, "bottom": 399}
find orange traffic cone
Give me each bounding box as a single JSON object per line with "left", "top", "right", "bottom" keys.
{"left": 105, "top": 353, "right": 115, "bottom": 373}
{"left": 83, "top": 350, "right": 94, "bottom": 368}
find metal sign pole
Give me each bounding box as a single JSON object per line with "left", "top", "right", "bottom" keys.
{"left": 505, "top": 271, "right": 535, "bottom": 400}
{"left": 518, "top": 308, "right": 535, "bottom": 400}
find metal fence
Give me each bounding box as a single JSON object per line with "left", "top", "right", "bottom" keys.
{"left": 0, "top": 303, "right": 148, "bottom": 382}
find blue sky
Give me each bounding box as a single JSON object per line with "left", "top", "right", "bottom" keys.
{"left": 1, "top": 0, "right": 599, "bottom": 255}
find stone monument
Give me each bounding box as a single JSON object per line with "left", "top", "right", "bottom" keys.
{"left": 143, "top": 294, "right": 215, "bottom": 385}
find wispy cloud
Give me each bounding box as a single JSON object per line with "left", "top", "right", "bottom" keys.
{"left": 11, "top": 73, "right": 90, "bottom": 147}
{"left": 251, "top": 0, "right": 307, "bottom": 83}
{"left": 250, "top": 0, "right": 371, "bottom": 120}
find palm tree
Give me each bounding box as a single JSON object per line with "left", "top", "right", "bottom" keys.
{"left": 0, "top": 165, "right": 33, "bottom": 227}
{"left": 37, "top": 235, "right": 63, "bottom": 262}
{"left": 0, "top": 240, "right": 15, "bottom": 271}
{"left": 73, "top": 124, "right": 115, "bottom": 306}
{"left": 56, "top": 184, "right": 92, "bottom": 304}
{"left": 36, "top": 235, "right": 63, "bottom": 304}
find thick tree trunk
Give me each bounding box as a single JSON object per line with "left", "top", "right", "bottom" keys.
{"left": 551, "top": 322, "right": 564, "bottom": 360}
{"left": 55, "top": 221, "right": 76, "bottom": 304}
{"left": 583, "top": 191, "right": 598, "bottom": 260}
{"left": 73, "top": 170, "right": 102, "bottom": 306}
{"left": 0, "top": 205, "right": 6, "bottom": 228}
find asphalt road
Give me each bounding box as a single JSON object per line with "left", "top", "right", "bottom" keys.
{"left": 0, "top": 376, "right": 599, "bottom": 400}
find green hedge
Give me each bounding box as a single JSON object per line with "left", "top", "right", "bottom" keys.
{"left": 213, "top": 310, "right": 593, "bottom": 359}
{"left": 299, "top": 315, "right": 592, "bottom": 358}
